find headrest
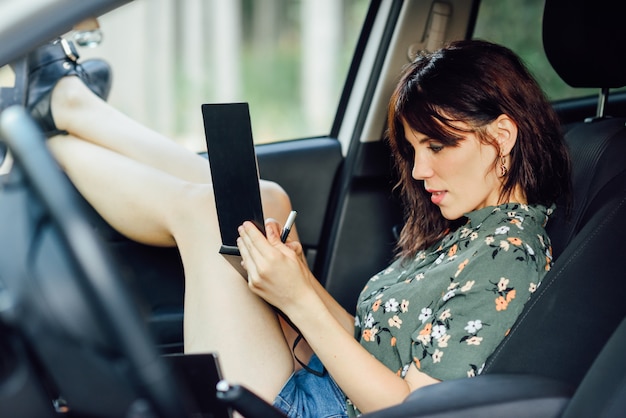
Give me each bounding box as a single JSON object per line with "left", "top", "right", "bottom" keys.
{"left": 542, "top": 0, "right": 626, "bottom": 88}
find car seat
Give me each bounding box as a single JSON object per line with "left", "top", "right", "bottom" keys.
{"left": 483, "top": 0, "right": 626, "bottom": 384}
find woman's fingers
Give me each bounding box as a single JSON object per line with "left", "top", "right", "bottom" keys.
{"left": 239, "top": 221, "right": 274, "bottom": 258}
{"left": 264, "top": 219, "right": 282, "bottom": 244}
{"left": 240, "top": 220, "right": 290, "bottom": 265}
{"left": 285, "top": 240, "right": 304, "bottom": 260}
{"left": 237, "top": 221, "right": 282, "bottom": 283}
{"left": 236, "top": 233, "right": 256, "bottom": 282}
{"left": 237, "top": 219, "right": 304, "bottom": 282}
{"left": 237, "top": 219, "right": 314, "bottom": 313}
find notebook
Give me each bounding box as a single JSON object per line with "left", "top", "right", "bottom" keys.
{"left": 202, "top": 103, "right": 265, "bottom": 276}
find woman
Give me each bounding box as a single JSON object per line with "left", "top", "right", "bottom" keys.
{"left": 10, "top": 39, "right": 570, "bottom": 416}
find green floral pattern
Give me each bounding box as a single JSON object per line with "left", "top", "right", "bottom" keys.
{"left": 354, "top": 203, "right": 554, "bottom": 381}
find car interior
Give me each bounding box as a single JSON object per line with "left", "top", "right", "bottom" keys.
{"left": 0, "top": 0, "right": 625, "bottom": 417}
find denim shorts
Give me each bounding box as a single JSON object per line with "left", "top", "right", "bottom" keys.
{"left": 273, "top": 355, "right": 349, "bottom": 418}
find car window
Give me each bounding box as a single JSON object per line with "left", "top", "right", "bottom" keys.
{"left": 79, "top": 0, "right": 369, "bottom": 151}
{"left": 472, "top": 0, "right": 598, "bottom": 102}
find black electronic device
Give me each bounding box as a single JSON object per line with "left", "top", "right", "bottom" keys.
{"left": 202, "top": 103, "right": 265, "bottom": 275}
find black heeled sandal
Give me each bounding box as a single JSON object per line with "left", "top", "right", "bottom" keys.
{"left": 26, "top": 38, "right": 112, "bottom": 137}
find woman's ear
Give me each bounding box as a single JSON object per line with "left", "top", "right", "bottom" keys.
{"left": 493, "top": 114, "right": 518, "bottom": 155}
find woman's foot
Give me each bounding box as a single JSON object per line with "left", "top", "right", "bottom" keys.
{"left": 26, "top": 38, "right": 112, "bottom": 137}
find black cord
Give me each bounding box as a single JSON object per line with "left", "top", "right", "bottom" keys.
{"left": 272, "top": 304, "right": 327, "bottom": 377}
{"left": 291, "top": 333, "right": 327, "bottom": 377}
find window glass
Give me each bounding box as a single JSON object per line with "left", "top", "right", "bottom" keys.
{"left": 80, "top": 0, "right": 369, "bottom": 150}
{"left": 472, "top": 0, "right": 597, "bottom": 101}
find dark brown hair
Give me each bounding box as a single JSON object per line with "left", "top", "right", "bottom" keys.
{"left": 387, "top": 40, "right": 571, "bottom": 258}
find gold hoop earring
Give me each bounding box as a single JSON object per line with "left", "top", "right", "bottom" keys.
{"left": 499, "top": 155, "right": 508, "bottom": 177}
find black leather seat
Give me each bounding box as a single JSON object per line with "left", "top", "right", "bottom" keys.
{"left": 560, "top": 316, "right": 626, "bottom": 418}
{"left": 483, "top": 0, "right": 626, "bottom": 385}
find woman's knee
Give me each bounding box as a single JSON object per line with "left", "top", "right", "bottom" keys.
{"left": 173, "top": 180, "right": 291, "bottom": 239}
{"left": 51, "top": 77, "right": 97, "bottom": 129}
{"left": 260, "top": 180, "right": 292, "bottom": 218}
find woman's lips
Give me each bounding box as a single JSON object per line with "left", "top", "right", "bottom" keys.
{"left": 428, "top": 190, "right": 447, "bottom": 205}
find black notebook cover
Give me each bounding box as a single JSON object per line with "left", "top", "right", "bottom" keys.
{"left": 202, "top": 103, "right": 265, "bottom": 260}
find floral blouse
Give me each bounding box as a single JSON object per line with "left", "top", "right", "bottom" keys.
{"left": 353, "top": 203, "right": 554, "bottom": 382}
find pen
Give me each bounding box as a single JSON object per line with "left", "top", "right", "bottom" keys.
{"left": 280, "top": 210, "right": 297, "bottom": 243}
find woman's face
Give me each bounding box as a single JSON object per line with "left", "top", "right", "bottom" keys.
{"left": 403, "top": 119, "right": 504, "bottom": 220}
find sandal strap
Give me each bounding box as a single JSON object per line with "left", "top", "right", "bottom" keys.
{"left": 58, "top": 38, "right": 79, "bottom": 62}
{"left": 28, "top": 39, "right": 80, "bottom": 74}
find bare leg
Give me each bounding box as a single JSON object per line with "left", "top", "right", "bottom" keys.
{"left": 52, "top": 76, "right": 213, "bottom": 184}
{"left": 48, "top": 135, "right": 295, "bottom": 401}
{"left": 50, "top": 74, "right": 287, "bottom": 240}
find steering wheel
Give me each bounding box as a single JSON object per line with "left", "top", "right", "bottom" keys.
{"left": 0, "top": 106, "right": 190, "bottom": 417}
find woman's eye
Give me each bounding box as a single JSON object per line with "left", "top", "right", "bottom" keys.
{"left": 428, "top": 143, "right": 444, "bottom": 153}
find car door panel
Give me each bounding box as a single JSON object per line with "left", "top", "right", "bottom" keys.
{"left": 256, "top": 137, "right": 343, "bottom": 254}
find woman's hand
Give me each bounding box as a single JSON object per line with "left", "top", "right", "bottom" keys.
{"left": 237, "top": 219, "right": 315, "bottom": 314}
